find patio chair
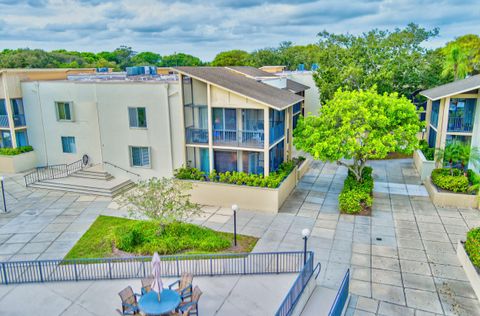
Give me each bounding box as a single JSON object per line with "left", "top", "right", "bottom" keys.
{"left": 168, "top": 272, "right": 193, "bottom": 300}
{"left": 117, "top": 286, "right": 140, "bottom": 315}
{"left": 177, "top": 286, "right": 203, "bottom": 316}
{"left": 141, "top": 276, "right": 154, "bottom": 295}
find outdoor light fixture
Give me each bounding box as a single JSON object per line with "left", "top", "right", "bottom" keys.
{"left": 301, "top": 228, "right": 310, "bottom": 264}
{"left": 0, "top": 176, "right": 6, "bottom": 213}
{"left": 232, "top": 204, "right": 239, "bottom": 247}
{"left": 422, "top": 127, "right": 426, "bottom": 140}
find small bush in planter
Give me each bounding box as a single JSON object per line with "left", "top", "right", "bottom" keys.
{"left": 431, "top": 168, "right": 470, "bottom": 193}
{"left": 419, "top": 140, "right": 434, "bottom": 161}
{"left": 339, "top": 167, "right": 373, "bottom": 214}
{"left": 465, "top": 227, "right": 480, "bottom": 269}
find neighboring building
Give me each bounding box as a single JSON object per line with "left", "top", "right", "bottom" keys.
{"left": 0, "top": 69, "right": 96, "bottom": 149}
{"left": 16, "top": 66, "right": 307, "bottom": 179}
{"left": 175, "top": 66, "right": 305, "bottom": 176}
{"left": 275, "top": 70, "right": 321, "bottom": 116}
{"left": 421, "top": 74, "right": 480, "bottom": 169}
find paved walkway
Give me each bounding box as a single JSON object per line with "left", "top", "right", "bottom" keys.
{"left": 0, "top": 159, "right": 480, "bottom": 315}
{"left": 0, "top": 274, "right": 294, "bottom": 315}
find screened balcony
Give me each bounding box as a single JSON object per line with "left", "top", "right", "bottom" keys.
{"left": 11, "top": 99, "right": 26, "bottom": 127}
{"left": 212, "top": 129, "right": 264, "bottom": 148}
{"left": 447, "top": 98, "right": 476, "bottom": 133}
{"left": 0, "top": 100, "right": 8, "bottom": 128}
{"left": 186, "top": 126, "right": 208, "bottom": 144}
{"left": 269, "top": 109, "right": 285, "bottom": 143}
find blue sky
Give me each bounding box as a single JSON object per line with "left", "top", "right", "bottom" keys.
{"left": 0, "top": 0, "right": 478, "bottom": 61}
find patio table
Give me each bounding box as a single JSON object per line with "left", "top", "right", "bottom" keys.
{"left": 138, "top": 289, "right": 181, "bottom": 316}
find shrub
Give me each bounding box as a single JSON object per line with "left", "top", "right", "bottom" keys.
{"left": 114, "top": 220, "right": 231, "bottom": 255}
{"left": 465, "top": 227, "right": 480, "bottom": 269}
{"left": 339, "top": 166, "right": 373, "bottom": 214}
{"left": 0, "top": 145, "right": 33, "bottom": 156}
{"left": 431, "top": 168, "right": 469, "bottom": 193}
{"left": 419, "top": 140, "right": 434, "bottom": 161}
{"left": 174, "top": 161, "right": 296, "bottom": 188}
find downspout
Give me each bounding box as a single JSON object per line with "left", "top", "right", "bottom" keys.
{"left": 166, "top": 84, "right": 176, "bottom": 174}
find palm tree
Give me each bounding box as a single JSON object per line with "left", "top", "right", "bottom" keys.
{"left": 436, "top": 141, "right": 480, "bottom": 175}
{"left": 442, "top": 44, "right": 469, "bottom": 81}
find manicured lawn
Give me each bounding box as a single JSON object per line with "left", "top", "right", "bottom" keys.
{"left": 64, "top": 215, "right": 258, "bottom": 259}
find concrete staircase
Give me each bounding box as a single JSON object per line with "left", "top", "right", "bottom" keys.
{"left": 28, "top": 165, "right": 135, "bottom": 197}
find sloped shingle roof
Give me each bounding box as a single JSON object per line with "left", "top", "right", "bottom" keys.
{"left": 174, "top": 67, "right": 303, "bottom": 110}
{"left": 420, "top": 74, "right": 480, "bottom": 100}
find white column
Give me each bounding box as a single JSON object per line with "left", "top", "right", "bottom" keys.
{"left": 1, "top": 73, "right": 17, "bottom": 148}
{"left": 263, "top": 108, "right": 269, "bottom": 176}
{"left": 207, "top": 84, "right": 214, "bottom": 172}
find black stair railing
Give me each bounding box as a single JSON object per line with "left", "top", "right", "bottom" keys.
{"left": 24, "top": 159, "right": 85, "bottom": 186}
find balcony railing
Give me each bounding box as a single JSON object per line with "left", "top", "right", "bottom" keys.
{"left": 270, "top": 123, "right": 285, "bottom": 143}
{"left": 447, "top": 116, "right": 474, "bottom": 133}
{"left": 0, "top": 115, "right": 9, "bottom": 128}
{"left": 13, "top": 114, "right": 26, "bottom": 127}
{"left": 186, "top": 127, "right": 208, "bottom": 144}
{"left": 213, "top": 129, "right": 264, "bottom": 148}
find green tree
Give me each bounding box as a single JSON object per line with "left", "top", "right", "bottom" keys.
{"left": 443, "top": 34, "right": 480, "bottom": 77}
{"left": 131, "top": 52, "right": 161, "bottom": 66}
{"left": 442, "top": 44, "right": 470, "bottom": 80}
{"left": 293, "top": 88, "right": 421, "bottom": 182}
{"left": 313, "top": 24, "right": 441, "bottom": 103}
{"left": 435, "top": 141, "right": 480, "bottom": 174}
{"left": 211, "top": 50, "right": 250, "bottom": 66}
{"left": 120, "top": 177, "right": 201, "bottom": 229}
{"left": 248, "top": 48, "right": 282, "bottom": 68}
{"left": 161, "top": 53, "right": 204, "bottom": 67}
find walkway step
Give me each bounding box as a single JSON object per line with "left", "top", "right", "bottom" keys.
{"left": 29, "top": 176, "right": 135, "bottom": 197}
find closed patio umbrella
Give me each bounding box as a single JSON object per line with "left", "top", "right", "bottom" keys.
{"left": 151, "top": 252, "right": 163, "bottom": 301}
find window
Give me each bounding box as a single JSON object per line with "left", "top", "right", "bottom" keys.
{"left": 269, "top": 140, "right": 285, "bottom": 172}
{"left": 269, "top": 109, "right": 285, "bottom": 143}
{"left": 214, "top": 150, "right": 237, "bottom": 173}
{"left": 11, "top": 99, "right": 25, "bottom": 127}
{"left": 130, "top": 146, "right": 151, "bottom": 167}
{"left": 56, "top": 102, "right": 72, "bottom": 121}
{"left": 428, "top": 129, "right": 437, "bottom": 148}
{"left": 447, "top": 98, "right": 476, "bottom": 132}
{"left": 186, "top": 147, "right": 210, "bottom": 173}
{"left": 16, "top": 130, "right": 29, "bottom": 147}
{"left": 430, "top": 100, "right": 440, "bottom": 128}
{"left": 242, "top": 151, "right": 264, "bottom": 174}
{"left": 0, "top": 131, "right": 12, "bottom": 148}
{"left": 129, "top": 107, "right": 147, "bottom": 128}
{"left": 61, "top": 136, "right": 76, "bottom": 153}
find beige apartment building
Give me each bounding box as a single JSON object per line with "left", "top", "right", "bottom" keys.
{"left": 2, "top": 66, "right": 310, "bottom": 184}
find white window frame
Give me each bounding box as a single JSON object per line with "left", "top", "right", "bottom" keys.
{"left": 129, "top": 146, "right": 151, "bottom": 168}
{"left": 128, "top": 107, "right": 147, "bottom": 128}
{"left": 55, "top": 101, "right": 74, "bottom": 121}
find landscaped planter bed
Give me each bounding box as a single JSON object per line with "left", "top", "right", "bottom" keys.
{"left": 425, "top": 177, "right": 478, "bottom": 209}
{"left": 457, "top": 240, "right": 480, "bottom": 302}
{"left": 184, "top": 166, "right": 298, "bottom": 213}
{"left": 296, "top": 158, "right": 312, "bottom": 181}
{"left": 0, "top": 150, "right": 37, "bottom": 173}
{"left": 413, "top": 149, "right": 435, "bottom": 181}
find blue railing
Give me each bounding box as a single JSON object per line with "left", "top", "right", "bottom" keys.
{"left": 275, "top": 252, "right": 316, "bottom": 316}
{"left": 328, "top": 269, "right": 350, "bottom": 316}
{"left": 0, "top": 251, "right": 305, "bottom": 285}
{"left": 447, "top": 116, "right": 474, "bottom": 133}
{"left": 0, "top": 115, "right": 9, "bottom": 127}
{"left": 13, "top": 114, "right": 26, "bottom": 127}
{"left": 270, "top": 123, "right": 285, "bottom": 143}
{"left": 185, "top": 126, "right": 208, "bottom": 144}
{"left": 213, "top": 129, "right": 264, "bottom": 148}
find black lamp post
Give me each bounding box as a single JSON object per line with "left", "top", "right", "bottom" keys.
{"left": 232, "top": 204, "right": 238, "bottom": 247}
{"left": 301, "top": 228, "right": 310, "bottom": 265}
{"left": 0, "top": 176, "right": 7, "bottom": 213}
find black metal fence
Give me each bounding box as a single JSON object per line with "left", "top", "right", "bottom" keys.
{"left": 275, "top": 252, "right": 317, "bottom": 316}
{"left": 24, "top": 159, "right": 84, "bottom": 186}
{"left": 0, "top": 251, "right": 308, "bottom": 285}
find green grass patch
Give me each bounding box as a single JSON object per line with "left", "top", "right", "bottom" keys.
{"left": 64, "top": 216, "right": 258, "bottom": 260}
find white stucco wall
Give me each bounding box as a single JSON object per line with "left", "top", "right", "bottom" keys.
{"left": 283, "top": 72, "right": 321, "bottom": 116}
{"left": 21, "top": 80, "right": 183, "bottom": 178}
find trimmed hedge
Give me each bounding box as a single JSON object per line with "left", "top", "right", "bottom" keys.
{"left": 339, "top": 167, "right": 374, "bottom": 214}
{"left": 175, "top": 160, "right": 296, "bottom": 189}
{"left": 0, "top": 145, "right": 33, "bottom": 156}
{"left": 431, "top": 168, "right": 470, "bottom": 193}
{"left": 466, "top": 227, "right": 480, "bottom": 269}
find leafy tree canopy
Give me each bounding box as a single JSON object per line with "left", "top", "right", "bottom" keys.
{"left": 314, "top": 23, "right": 447, "bottom": 103}
{"left": 442, "top": 34, "right": 480, "bottom": 80}
{"left": 293, "top": 88, "right": 421, "bottom": 181}
{"left": 160, "top": 53, "right": 204, "bottom": 67}
{"left": 211, "top": 50, "right": 250, "bottom": 66}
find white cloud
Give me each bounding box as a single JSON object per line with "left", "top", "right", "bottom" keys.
{"left": 0, "top": 0, "right": 478, "bottom": 60}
